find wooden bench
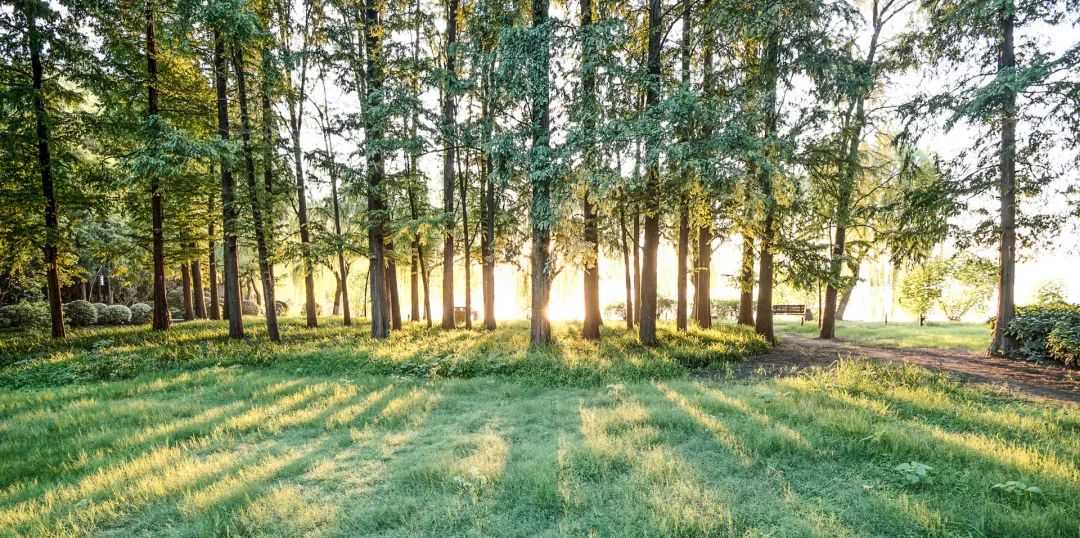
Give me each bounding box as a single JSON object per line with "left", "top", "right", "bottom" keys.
{"left": 772, "top": 304, "right": 806, "bottom": 325}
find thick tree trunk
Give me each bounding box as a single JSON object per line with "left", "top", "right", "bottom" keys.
{"left": 27, "top": 1, "right": 64, "bottom": 338}
{"left": 363, "top": 0, "right": 389, "bottom": 338}
{"left": 638, "top": 0, "right": 662, "bottom": 346}
{"left": 232, "top": 44, "right": 280, "bottom": 341}
{"left": 694, "top": 224, "right": 712, "bottom": 328}
{"left": 529, "top": 0, "right": 553, "bottom": 347}
{"left": 441, "top": 0, "right": 459, "bottom": 330}
{"left": 191, "top": 246, "right": 206, "bottom": 318}
{"left": 181, "top": 262, "right": 194, "bottom": 320}
{"left": 146, "top": 1, "right": 169, "bottom": 331}
{"left": 753, "top": 34, "right": 780, "bottom": 344}
{"left": 214, "top": 30, "right": 242, "bottom": 337}
{"left": 990, "top": 2, "right": 1018, "bottom": 356}
{"left": 580, "top": 0, "right": 601, "bottom": 340}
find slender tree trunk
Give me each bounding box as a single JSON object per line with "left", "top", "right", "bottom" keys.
{"left": 26, "top": 2, "right": 64, "bottom": 338}
{"left": 638, "top": 0, "right": 662, "bottom": 346}
{"left": 619, "top": 198, "right": 634, "bottom": 329}
{"left": 181, "top": 262, "right": 194, "bottom": 320}
{"left": 191, "top": 246, "right": 206, "bottom": 318}
{"left": 364, "top": 0, "right": 389, "bottom": 338}
{"left": 529, "top": 0, "right": 553, "bottom": 347}
{"left": 754, "top": 33, "right": 780, "bottom": 343}
{"left": 146, "top": 0, "right": 169, "bottom": 331}
{"left": 990, "top": 1, "right": 1018, "bottom": 356}
{"left": 441, "top": 0, "right": 459, "bottom": 330}
{"left": 207, "top": 193, "right": 220, "bottom": 320}
{"left": 215, "top": 30, "right": 242, "bottom": 337}
{"left": 232, "top": 44, "right": 279, "bottom": 341}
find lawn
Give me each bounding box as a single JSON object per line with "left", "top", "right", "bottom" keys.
{"left": 775, "top": 319, "right": 991, "bottom": 353}
{"left": 2, "top": 320, "right": 1078, "bottom": 537}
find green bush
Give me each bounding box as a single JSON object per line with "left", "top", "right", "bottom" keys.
{"left": 92, "top": 303, "right": 108, "bottom": 322}
{"left": 64, "top": 300, "right": 98, "bottom": 326}
{"left": 0, "top": 301, "right": 51, "bottom": 329}
{"left": 101, "top": 304, "right": 132, "bottom": 325}
{"left": 130, "top": 303, "right": 152, "bottom": 324}
{"left": 1005, "top": 303, "right": 1080, "bottom": 364}
{"left": 1046, "top": 323, "right": 1080, "bottom": 366}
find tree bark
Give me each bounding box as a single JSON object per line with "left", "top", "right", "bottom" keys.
{"left": 753, "top": 33, "right": 780, "bottom": 344}
{"left": 232, "top": 43, "right": 280, "bottom": 342}
{"left": 638, "top": 0, "right": 662, "bottom": 346}
{"left": 528, "top": 0, "right": 553, "bottom": 347}
{"left": 990, "top": 1, "right": 1018, "bottom": 356}
{"left": 26, "top": 0, "right": 64, "bottom": 338}
{"left": 214, "top": 30, "right": 243, "bottom": 337}
{"left": 440, "top": 0, "right": 459, "bottom": 330}
{"left": 363, "top": 0, "right": 389, "bottom": 338}
{"left": 146, "top": 0, "right": 169, "bottom": 331}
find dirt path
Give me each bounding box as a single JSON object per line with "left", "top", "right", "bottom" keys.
{"left": 722, "top": 333, "right": 1080, "bottom": 406}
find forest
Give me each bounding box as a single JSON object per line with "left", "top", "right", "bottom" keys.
{"left": 3, "top": 1, "right": 1080, "bottom": 535}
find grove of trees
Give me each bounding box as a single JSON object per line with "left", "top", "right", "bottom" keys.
{"left": 2, "top": 0, "right": 1077, "bottom": 352}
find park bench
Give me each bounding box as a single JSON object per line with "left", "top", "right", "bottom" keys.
{"left": 772, "top": 304, "right": 806, "bottom": 325}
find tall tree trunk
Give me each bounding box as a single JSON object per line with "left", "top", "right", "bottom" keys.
{"left": 27, "top": 1, "right": 64, "bottom": 338}
{"left": 207, "top": 193, "right": 220, "bottom": 320}
{"left": 191, "top": 245, "right": 206, "bottom": 318}
{"left": 579, "top": 0, "right": 601, "bottom": 340}
{"left": 146, "top": 0, "right": 169, "bottom": 331}
{"left": 459, "top": 156, "right": 472, "bottom": 329}
{"left": 364, "top": 0, "right": 389, "bottom": 338}
{"left": 528, "top": 0, "right": 553, "bottom": 347}
{"left": 638, "top": 0, "right": 662, "bottom": 346}
{"left": 753, "top": 33, "right": 780, "bottom": 343}
{"left": 215, "top": 30, "right": 242, "bottom": 337}
{"left": 990, "top": 1, "right": 1018, "bottom": 356}
{"left": 181, "top": 262, "right": 194, "bottom": 320}
{"left": 440, "top": 0, "right": 459, "bottom": 330}
{"left": 619, "top": 197, "right": 634, "bottom": 329}
{"left": 232, "top": 44, "right": 280, "bottom": 341}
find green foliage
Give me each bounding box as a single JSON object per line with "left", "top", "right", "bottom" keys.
{"left": 100, "top": 305, "right": 132, "bottom": 325}
{"left": 1005, "top": 303, "right": 1080, "bottom": 364}
{"left": 899, "top": 261, "right": 948, "bottom": 322}
{"left": 64, "top": 300, "right": 98, "bottom": 327}
{"left": 129, "top": 303, "right": 152, "bottom": 324}
{"left": 0, "top": 302, "right": 50, "bottom": 330}
{"left": 893, "top": 461, "right": 932, "bottom": 486}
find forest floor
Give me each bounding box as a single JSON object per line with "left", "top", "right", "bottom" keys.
{"left": 1, "top": 320, "right": 1078, "bottom": 536}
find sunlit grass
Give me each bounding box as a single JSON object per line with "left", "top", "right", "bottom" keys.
{"left": 776, "top": 319, "right": 991, "bottom": 352}
{"left": 1, "top": 321, "right": 1077, "bottom": 536}
{"left": 0, "top": 318, "right": 768, "bottom": 389}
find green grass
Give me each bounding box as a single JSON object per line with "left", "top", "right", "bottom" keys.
{"left": 2, "top": 321, "right": 1077, "bottom": 536}
{"left": 0, "top": 318, "right": 768, "bottom": 389}
{"left": 776, "top": 319, "right": 991, "bottom": 353}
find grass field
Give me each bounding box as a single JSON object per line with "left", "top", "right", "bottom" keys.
{"left": 775, "top": 319, "right": 991, "bottom": 353}
{"left": 2, "top": 320, "right": 1077, "bottom": 537}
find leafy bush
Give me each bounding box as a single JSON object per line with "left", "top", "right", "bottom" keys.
{"left": 130, "top": 303, "right": 152, "bottom": 324}
{"left": 92, "top": 303, "right": 109, "bottom": 321}
{"left": 101, "top": 304, "right": 132, "bottom": 325}
{"left": 0, "top": 301, "right": 51, "bottom": 329}
{"left": 1005, "top": 303, "right": 1080, "bottom": 363}
{"left": 64, "top": 300, "right": 98, "bottom": 327}
{"left": 1046, "top": 323, "right": 1080, "bottom": 366}
{"left": 241, "top": 300, "right": 260, "bottom": 316}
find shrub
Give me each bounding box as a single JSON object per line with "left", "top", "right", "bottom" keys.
{"left": 130, "top": 303, "right": 152, "bottom": 324}
{"left": 101, "top": 304, "right": 132, "bottom": 325}
{"left": 1046, "top": 323, "right": 1080, "bottom": 366}
{"left": 241, "top": 300, "right": 260, "bottom": 315}
{"left": 92, "top": 303, "right": 109, "bottom": 321}
{"left": 64, "top": 300, "right": 98, "bottom": 326}
{"left": 1005, "top": 303, "right": 1080, "bottom": 364}
{"left": 0, "top": 301, "right": 51, "bottom": 329}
